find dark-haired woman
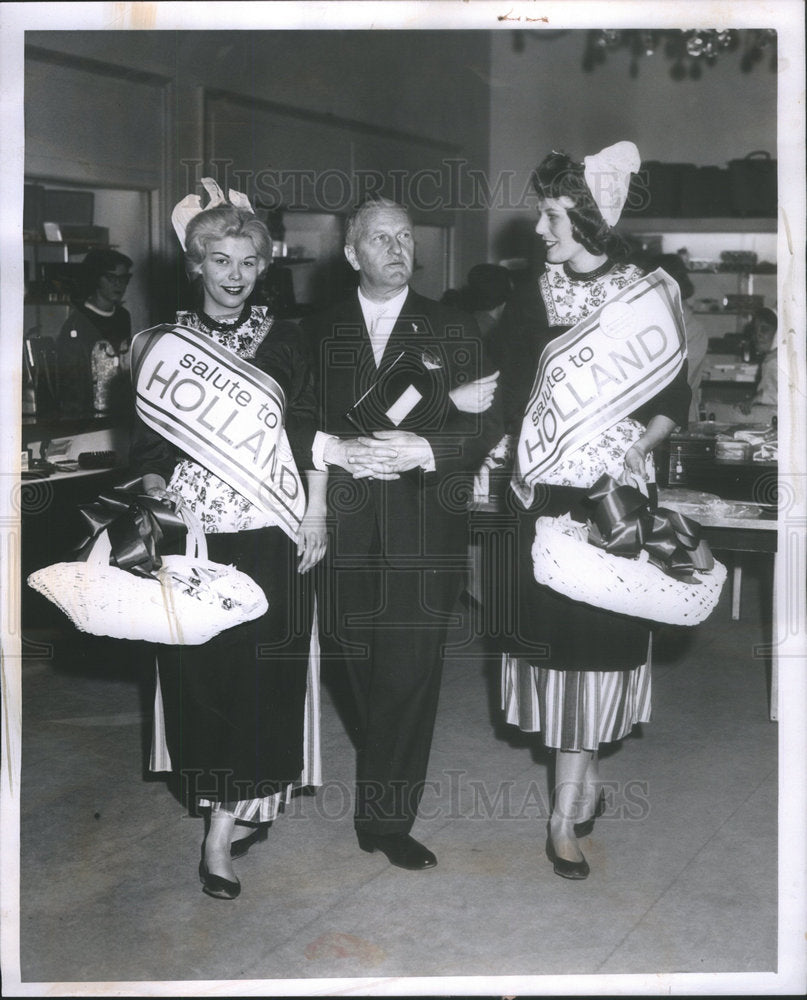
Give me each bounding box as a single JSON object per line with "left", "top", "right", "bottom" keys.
{"left": 497, "top": 143, "right": 690, "bottom": 879}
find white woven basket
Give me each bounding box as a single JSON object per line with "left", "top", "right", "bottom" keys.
{"left": 531, "top": 514, "right": 727, "bottom": 626}
{"left": 27, "top": 508, "right": 267, "bottom": 644}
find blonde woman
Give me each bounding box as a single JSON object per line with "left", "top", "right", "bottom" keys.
{"left": 130, "top": 192, "right": 326, "bottom": 899}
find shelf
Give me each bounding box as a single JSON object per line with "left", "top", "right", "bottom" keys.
{"left": 687, "top": 267, "right": 777, "bottom": 276}
{"left": 620, "top": 217, "right": 776, "bottom": 234}
{"left": 21, "top": 464, "right": 125, "bottom": 484}
{"left": 702, "top": 378, "right": 757, "bottom": 385}
{"left": 24, "top": 237, "right": 112, "bottom": 250}
{"left": 693, "top": 309, "right": 759, "bottom": 317}
{"left": 21, "top": 414, "right": 120, "bottom": 445}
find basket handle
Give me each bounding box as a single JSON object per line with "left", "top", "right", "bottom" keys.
{"left": 85, "top": 502, "right": 208, "bottom": 570}
{"left": 86, "top": 530, "right": 113, "bottom": 569}
{"left": 179, "top": 506, "right": 208, "bottom": 560}
{"left": 618, "top": 469, "right": 650, "bottom": 498}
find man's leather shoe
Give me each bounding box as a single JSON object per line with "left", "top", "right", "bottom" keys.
{"left": 357, "top": 832, "right": 437, "bottom": 870}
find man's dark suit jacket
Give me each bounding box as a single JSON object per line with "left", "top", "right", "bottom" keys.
{"left": 302, "top": 287, "right": 503, "bottom": 568}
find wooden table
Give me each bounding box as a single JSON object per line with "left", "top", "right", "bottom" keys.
{"left": 657, "top": 490, "right": 778, "bottom": 719}
{"left": 20, "top": 465, "right": 127, "bottom": 629}
{"left": 469, "top": 489, "right": 779, "bottom": 720}
{"left": 658, "top": 491, "right": 777, "bottom": 617}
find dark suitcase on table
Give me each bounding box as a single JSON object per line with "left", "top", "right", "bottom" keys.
{"left": 728, "top": 151, "right": 777, "bottom": 217}
{"left": 680, "top": 166, "right": 732, "bottom": 217}
{"left": 623, "top": 162, "right": 695, "bottom": 217}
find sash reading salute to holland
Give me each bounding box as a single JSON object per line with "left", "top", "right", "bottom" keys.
{"left": 512, "top": 269, "right": 687, "bottom": 505}
{"left": 131, "top": 324, "right": 306, "bottom": 540}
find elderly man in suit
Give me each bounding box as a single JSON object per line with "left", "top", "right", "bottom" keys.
{"left": 303, "top": 198, "right": 501, "bottom": 870}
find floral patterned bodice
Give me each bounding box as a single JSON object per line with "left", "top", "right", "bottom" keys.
{"left": 535, "top": 261, "right": 654, "bottom": 488}
{"left": 174, "top": 305, "right": 272, "bottom": 359}
{"left": 168, "top": 306, "right": 285, "bottom": 533}
{"left": 539, "top": 260, "right": 644, "bottom": 327}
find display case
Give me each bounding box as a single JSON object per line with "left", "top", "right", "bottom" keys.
{"left": 24, "top": 236, "right": 112, "bottom": 341}
{"left": 621, "top": 217, "right": 777, "bottom": 413}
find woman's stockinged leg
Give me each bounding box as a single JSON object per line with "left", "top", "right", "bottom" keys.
{"left": 582, "top": 750, "right": 601, "bottom": 820}
{"left": 550, "top": 748, "right": 594, "bottom": 863}
{"left": 231, "top": 821, "right": 257, "bottom": 845}
{"left": 204, "top": 805, "right": 238, "bottom": 883}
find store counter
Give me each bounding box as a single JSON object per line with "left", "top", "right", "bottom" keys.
{"left": 658, "top": 487, "right": 778, "bottom": 720}
{"left": 701, "top": 353, "right": 759, "bottom": 384}
{"left": 20, "top": 420, "right": 131, "bottom": 629}
{"left": 701, "top": 353, "right": 761, "bottom": 407}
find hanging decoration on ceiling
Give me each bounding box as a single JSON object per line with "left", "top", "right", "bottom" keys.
{"left": 580, "top": 29, "right": 778, "bottom": 79}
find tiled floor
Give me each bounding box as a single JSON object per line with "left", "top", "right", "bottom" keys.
{"left": 12, "top": 553, "right": 786, "bottom": 992}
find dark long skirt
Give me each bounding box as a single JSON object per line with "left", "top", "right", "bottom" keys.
{"left": 156, "top": 525, "right": 311, "bottom": 807}
{"left": 492, "top": 485, "right": 650, "bottom": 671}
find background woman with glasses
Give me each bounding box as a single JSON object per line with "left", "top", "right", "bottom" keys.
{"left": 57, "top": 248, "right": 133, "bottom": 417}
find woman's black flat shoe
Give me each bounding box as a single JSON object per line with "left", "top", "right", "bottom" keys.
{"left": 546, "top": 836, "right": 590, "bottom": 880}
{"left": 199, "top": 858, "right": 241, "bottom": 900}
{"left": 230, "top": 826, "right": 265, "bottom": 860}
{"left": 573, "top": 789, "right": 606, "bottom": 839}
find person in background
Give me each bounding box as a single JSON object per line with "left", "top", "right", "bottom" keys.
{"left": 130, "top": 189, "right": 327, "bottom": 901}
{"left": 457, "top": 264, "right": 516, "bottom": 504}
{"left": 736, "top": 307, "right": 778, "bottom": 421}
{"left": 439, "top": 287, "right": 464, "bottom": 309}
{"left": 56, "top": 248, "right": 133, "bottom": 417}
{"left": 652, "top": 253, "right": 707, "bottom": 425}
{"left": 706, "top": 307, "right": 778, "bottom": 425}
{"left": 462, "top": 263, "right": 514, "bottom": 349}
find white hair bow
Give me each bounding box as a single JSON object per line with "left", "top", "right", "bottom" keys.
{"left": 582, "top": 141, "right": 641, "bottom": 227}
{"left": 171, "top": 177, "right": 254, "bottom": 250}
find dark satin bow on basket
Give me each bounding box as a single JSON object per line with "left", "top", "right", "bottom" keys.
{"left": 74, "top": 478, "right": 187, "bottom": 577}
{"left": 583, "top": 474, "right": 714, "bottom": 582}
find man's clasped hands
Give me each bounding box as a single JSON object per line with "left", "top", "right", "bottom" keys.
{"left": 322, "top": 370, "right": 499, "bottom": 480}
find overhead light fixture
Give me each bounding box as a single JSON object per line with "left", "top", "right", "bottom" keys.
{"left": 580, "top": 28, "right": 777, "bottom": 78}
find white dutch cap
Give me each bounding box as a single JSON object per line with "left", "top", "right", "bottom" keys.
{"left": 171, "top": 177, "right": 254, "bottom": 250}
{"left": 582, "top": 141, "right": 641, "bottom": 227}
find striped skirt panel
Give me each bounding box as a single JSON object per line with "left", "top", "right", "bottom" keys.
{"left": 501, "top": 638, "right": 652, "bottom": 751}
